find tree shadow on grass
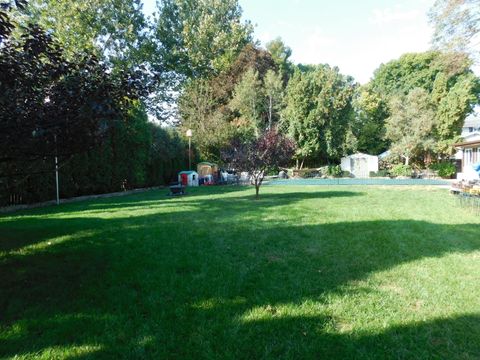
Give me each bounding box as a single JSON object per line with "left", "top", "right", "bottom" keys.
{"left": 0, "top": 189, "right": 361, "bottom": 252}
{"left": 0, "top": 189, "right": 479, "bottom": 358}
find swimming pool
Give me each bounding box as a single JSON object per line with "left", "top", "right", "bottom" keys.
{"left": 267, "top": 178, "right": 451, "bottom": 186}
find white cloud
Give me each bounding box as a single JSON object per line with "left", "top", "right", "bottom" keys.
{"left": 370, "top": 7, "right": 421, "bottom": 25}
{"left": 282, "top": 4, "right": 435, "bottom": 83}
{"left": 290, "top": 27, "right": 336, "bottom": 65}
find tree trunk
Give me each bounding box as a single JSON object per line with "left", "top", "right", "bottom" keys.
{"left": 300, "top": 158, "right": 305, "bottom": 170}
{"left": 254, "top": 174, "right": 264, "bottom": 199}
{"left": 405, "top": 156, "right": 410, "bottom": 166}
{"left": 268, "top": 95, "right": 272, "bottom": 130}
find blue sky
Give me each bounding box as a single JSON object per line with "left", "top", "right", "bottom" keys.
{"left": 239, "top": 0, "right": 436, "bottom": 83}
{"left": 143, "top": 0, "right": 437, "bottom": 83}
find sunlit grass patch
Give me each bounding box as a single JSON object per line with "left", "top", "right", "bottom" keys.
{"left": 1, "top": 185, "right": 479, "bottom": 359}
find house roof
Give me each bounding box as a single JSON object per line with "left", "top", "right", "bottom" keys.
{"left": 454, "top": 138, "right": 480, "bottom": 148}
{"left": 463, "top": 110, "right": 480, "bottom": 128}
{"left": 343, "top": 152, "right": 378, "bottom": 159}
{"left": 378, "top": 150, "right": 390, "bottom": 159}
{"left": 456, "top": 132, "right": 480, "bottom": 147}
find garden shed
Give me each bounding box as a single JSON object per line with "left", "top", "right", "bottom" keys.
{"left": 178, "top": 171, "right": 199, "bottom": 186}
{"left": 341, "top": 153, "right": 378, "bottom": 178}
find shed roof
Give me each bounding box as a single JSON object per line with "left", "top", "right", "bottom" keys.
{"left": 378, "top": 150, "right": 390, "bottom": 159}
{"left": 197, "top": 162, "right": 217, "bottom": 166}
{"left": 179, "top": 171, "right": 197, "bottom": 175}
{"left": 343, "top": 152, "right": 378, "bottom": 159}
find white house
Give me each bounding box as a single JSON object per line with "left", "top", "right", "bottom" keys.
{"left": 454, "top": 109, "right": 480, "bottom": 180}
{"left": 461, "top": 111, "right": 480, "bottom": 137}
{"left": 455, "top": 132, "right": 480, "bottom": 181}
{"left": 341, "top": 153, "right": 378, "bottom": 178}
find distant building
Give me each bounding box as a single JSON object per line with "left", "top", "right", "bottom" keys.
{"left": 461, "top": 111, "right": 480, "bottom": 137}
{"left": 455, "top": 108, "right": 480, "bottom": 181}
{"left": 455, "top": 133, "right": 480, "bottom": 180}
{"left": 341, "top": 153, "right": 378, "bottom": 178}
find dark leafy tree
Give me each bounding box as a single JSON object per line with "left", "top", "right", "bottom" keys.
{"left": 0, "top": 23, "right": 145, "bottom": 165}
{"left": 222, "top": 128, "right": 295, "bottom": 198}
{"left": 0, "top": 8, "right": 153, "bottom": 205}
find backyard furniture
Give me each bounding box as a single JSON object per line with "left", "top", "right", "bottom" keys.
{"left": 168, "top": 182, "right": 186, "bottom": 196}
{"left": 450, "top": 180, "right": 480, "bottom": 215}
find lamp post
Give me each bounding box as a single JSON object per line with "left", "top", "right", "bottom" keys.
{"left": 45, "top": 96, "right": 60, "bottom": 205}
{"left": 54, "top": 134, "right": 59, "bottom": 205}
{"left": 186, "top": 129, "right": 193, "bottom": 170}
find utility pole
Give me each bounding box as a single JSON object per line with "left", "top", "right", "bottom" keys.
{"left": 54, "top": 134, "right": 59, "bottom": 205}
{"left": 186, "top": 129, "right": 192, "bottom": 170}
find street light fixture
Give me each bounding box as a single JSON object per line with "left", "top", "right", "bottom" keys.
{"left": 45, "top": 96, "right": 60, "bottom": 205}
{"left": 186, "top": 129, "right": 193, "bottom": 170}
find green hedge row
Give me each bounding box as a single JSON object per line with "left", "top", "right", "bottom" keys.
{"left": 0, "top": 109, "right": 189, "bottom": 206}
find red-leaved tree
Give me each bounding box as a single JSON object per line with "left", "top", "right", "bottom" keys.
{"left": 222, "top": 129, "right": 295, "bottom": 198}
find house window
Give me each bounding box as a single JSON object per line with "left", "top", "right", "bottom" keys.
{"left": 465, "top": 148, "right": 473, "bottom": 165}
{"left": 469, "top": 127, "right": 474, "bottom": 132}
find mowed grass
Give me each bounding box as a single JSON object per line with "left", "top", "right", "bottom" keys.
{"left": 0, "top": 185, "right": 479, "bottom": 359}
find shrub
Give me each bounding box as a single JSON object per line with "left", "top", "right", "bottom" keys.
{"left": 327, "top": 165, "right": 342, "bottom": 177}
{"left": 370, "top": 170, "right": 390, "bottom": 177}
{"left": 292, "top": 168, "right": 319, "bottom": 178}
{"left": 429, "top": 162, "right": 456, "bottom": 178}
{"left": 391, "top": 164, "right": 412, "bottom": 177}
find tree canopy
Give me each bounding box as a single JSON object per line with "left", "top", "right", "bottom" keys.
{"left": 281, "top": 65, "right": 356, "bottom": 167}
{"left": 429, "top": 0, "right": 480, "bottom": 57}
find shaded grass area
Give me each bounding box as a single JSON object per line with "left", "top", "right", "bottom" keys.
{"left": 0, "top": 186, "right": 479, "bottom": 359}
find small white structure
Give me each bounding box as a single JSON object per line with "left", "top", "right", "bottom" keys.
{"left": 178, "top": 171, "right": 199, "bottom": 186}
{"left": 341, "top": 153, "right": 378, "bottom": 178}
{"left": 455, "top": 133, "right": 480, "bottom": 181}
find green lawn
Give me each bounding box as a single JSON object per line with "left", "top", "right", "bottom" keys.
{"left": 1, "top": 185, "right": 479, "bottom": 359}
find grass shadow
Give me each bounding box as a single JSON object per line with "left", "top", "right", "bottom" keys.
{"left": 0, "top": 187, "right": 479, "bottom": 358}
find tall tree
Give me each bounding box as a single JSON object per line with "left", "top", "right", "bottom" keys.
{"left": 178, "top": 78, "right": 233, "bottom": 161}
{"left": 386, "top": 89, "right": 436, "bottom": 165}
{"left": 429, "top": 0, "right": 480, "bottom": 58}
{"left": 177, "top": 44, "right": 277, "bottom": 161}
{"left": 263, "top": 69, "right": 283, "bottom": 130}
{"left": 281, "top": 65, "right": 356, "bottom": 167}
{"left": 266, "top": 37, "right": 292, "bottom": 82}
{"left": 21, "top": 0, "right": 170, "bottom": 119}
{"left": 24, "top": 0, "right": 152, "bottom": 70}
{"left": 370, "top": 51, "right": 479, "bottom": 158}
{"left": 229, "top": 68, "right": 264, "bottom": 138}
{"left": 434, "top": 72, "right": 480, "bottom": 153}
{"left": 155, "top": 0, "right": 253, "bottom": 78}
{"left": 352, "top": 85, "right": 389, "bottom": 155}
